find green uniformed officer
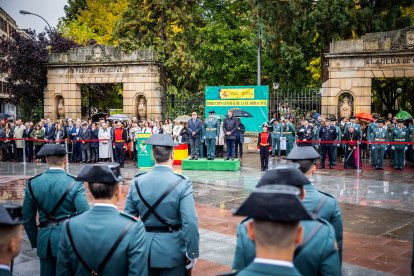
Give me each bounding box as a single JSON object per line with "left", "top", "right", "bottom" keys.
{"left": 282, "top": 116, "right": 296, "bottom": 156}
{"left": 287, "top": 146, "right": 343, "bottom": 262}
{"left": 344, "top": 115, "right": 362, "bottom": 137}
{"left": 331, "top": 117, "right": 341, "bottom": 166}
{"left": 271, "top": 119, "right": 282, "bottom": 158}
{"left": 124, "top": 134, "right": 199, "bottom": 276}
{"left": 0, "top": 203, "right": 24, "bottom": 276}
{"left": 57, "top": 164, "right": 148, "bottom": 275}
{"left": 368, "top": 115, "right": 379, "bottom": 166}
{"left": 371, "top": 119, "right": 388, "bottom": 170}
{"left": 232, "top": 166, "right": 341, "bottom": 275}
{"left": 391, "top": 119, "right": 409, "bottom": 170}
{"left": 22, "top": 144, "right": 90, "bottom": 276}
{"left": 204, "top": 110, "right": 220, "bottom": 160}
{"left": 233, "top": 185, "right": 312, "bottom": 276}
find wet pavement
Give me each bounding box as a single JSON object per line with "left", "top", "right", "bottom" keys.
{"left": 0, "top": 155, "right": 413, "bottom": 275}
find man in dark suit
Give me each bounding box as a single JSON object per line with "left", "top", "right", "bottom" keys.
{"left": 223, "top": 109, "right": 239, "bottom": 160}
{"left": 44, "top": 122, "right": 55, "bottom": 141}
{"left": 79, "top": 122, "right": 91, "bottom": 163}
{"left": 187, "top": 112, "right": 203, "bottom": 160}
{"left": 90, "top": 123, "right": 100, "bottom": 163}
{"left": 69, "top": 122, "right": 81, "bottom": 162}
{"left": 23, "top": 122, "right": 34, "bottom": 162}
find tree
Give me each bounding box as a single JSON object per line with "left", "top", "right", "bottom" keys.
{"left": 0, "top": 30, "right": 79, "bottom": 120}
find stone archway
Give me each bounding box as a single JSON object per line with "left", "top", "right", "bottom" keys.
{"left": 45, "top": 45, "right": 163, "bottom": 121}
{"left": 323, "top": 26, "right": 414, "bottom": 118}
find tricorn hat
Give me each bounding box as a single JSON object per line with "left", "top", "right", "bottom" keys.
{"left": 208, "top": 110, "right": 216, "bottom": 114}
{"left": 287, "top": 146, "right": 320, "bottom": 161}
{"left": 256, "top": 165, "right": 310, "bottom": 188}
{"left": 0, "top": 203, "right": 23, "bottom": 225}
{"left": 76, "top": 164, "right": 123, "bottom": 184}
{"left": 36, "top": 144, "right": 67, "bottom": 158}
{"left": 145, "top": 134, "right": 176, "bottom": 147}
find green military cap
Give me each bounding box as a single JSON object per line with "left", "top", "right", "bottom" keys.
{"left": 261, "top": 122, "right": 269, "bottom": 127}
{"left": 330, "top": 117, "right": 337, "bottom": 122}
{"left": 208, "top": 110, "right": 216, "bottom": 114}
{"left": 36, "top": 144, "right": 67, "bottom": 158}
{"left": 373, "top": 114, "right": 379, "bottom": 119}
{"left": 0, "top": 203, "right": 23, "bottom": 226}
{"left": 145, "top": 134, "right": 176, "bottom": 147}
{"left": 233, "top": 185, "right": 313, "bottom": 221}
{"left": 256, "top": 165, "right": 309, "bottom": 188}
{"left": 397, "top": 119, "right": 404, "bottom": 123}
{"left": 349, "top": 115, "right": 356, "bottom": 119}
{"left": 287, "top": 146, "right": 320, "bottom": 161}
{"left": 377, "top": 119, "right": 385, "bottom": 124}
{"left": 76, "top": 164, "right": 123, "bottom": 184}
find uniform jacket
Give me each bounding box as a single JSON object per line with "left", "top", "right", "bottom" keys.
{"left": 333, "top": 125, "right": 341, "bottom": 145}
{"left": 223, "top": 116, "right": 239, "bottom": 140}
{"left": 112, "top": 128, "right": 128, "bottom": 147}
{"left": 303, "top": 184, "right": 343, "bottom": 261}
{"left": 124, "top": 166, "right": 199, "bottom": 268}
{"left": 257, "top": 132, "right": 272, "bottom": 148}
{"left": 13, "top": 125, "right": 26, "bottom": 148}
{"left": 0, "top": 268, "right": 12, "bottom": 276}
{"left": 23, "top": 169, "right": 90, "bottom": 258}
{"left": 79, "top": 128, "right": 92, "bottom": 150}
{"left": 272, "top": 123, "right": 282, "bottom": 140}
{"left": 188, "top": 118, "right": 203, "bottom": 139}
{"left": 367, "top": 122, "right": 379, "bottom": 142}
{"left": 237, "top": 262, "right": 301, "bottom": 276}
{"left": 233, "top": 218, "right": 340, "bottom": 276}
{"left": 57, "top": 205, "right": 147, "bottom": 276}
{"left": 392, "top": 126, "right": 409, "bottom": 149}
{"left": 372, "top": 127, "right": 388, "bottom": 149}
{"left": 319, "top": 125, "right": 337, "bottom": 141}
{"left": 297, "top": 125, "right": 314, "bottom": 142}
{"left": 204, "top": 118, "right": 220, "bottom": 139}
{"left": 282, "top": 123, "right": 296, "bottom": 141}
{"left": 409, "top": 124, "right": 414, "bottom": 142}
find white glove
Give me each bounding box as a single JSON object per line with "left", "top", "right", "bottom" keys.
{"left": 215, "top": 136, "right": 218, "bottom": 142}
{"left": 337, "top": 144, "right": 340, "bottom": 147}
{"left": 371, "top": 146, "right": 375, "bottom": 150}
{"left": 405, "top": 147, "right": 408, "bottom": 151}
{"left": 257, "top": 149, "right": 260, "bottom": 152}
{"left": 391, "top": 146, "right": 395, "bottom": 150}
{"left": 186, "top": 253, "right": 197, "bottom": 270}
{"left": 300, "top": 129, "right": 305, "bottom": 132}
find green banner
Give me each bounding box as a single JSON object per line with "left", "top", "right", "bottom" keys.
{"left": 136, "top": 133, "right": 155, "bottom": 168}
{"left": 205, "top": 86, "right": 269, "bottom": 132}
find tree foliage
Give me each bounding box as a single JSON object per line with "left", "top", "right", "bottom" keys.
{"left": 0, "top": 30, "right": 79, "bottom": 120}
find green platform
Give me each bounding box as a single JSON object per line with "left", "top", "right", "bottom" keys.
{"left": 182, "top": 158, "right": 240, "bottom": 171}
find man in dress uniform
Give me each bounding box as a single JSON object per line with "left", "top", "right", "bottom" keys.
{"left": 257, "top": 123, "right": 272, "bottom": 171}
{"left": 112, "top": 121, "right": 128, "bottom": 168}
{"left": 344, "top": 115, "right": 362, "bottom": 137}
{"left": 57, "top": 164, "right": 148, "bottom": 275}
{"left": 0, "top": 204, "right": 23, "bottom": 276}
{"left": 270, "top": 119, "right": 282, "bottom": 158}
{"left": 318, "top": 119, "right": 337, "bottom": 169}
{"left": 368, "top": 115, "right": 379, "bottom": 166}
{"left": 124, "top": 134, "right": 199, "bottom": 275}
{"left": 282, "top": 116, "right": 296, "bottom": 156}
{"left": 233, "top": 185, "right": 311, "bottom": 276}
{"left": 371, "top": 119, "right": 388, "bottom": 170}
{"left": 204, "top": 110, "right": 220, "bottom": 160}
{"left": 22, "top": 144, "right": 90, "bottom": 276}
{"left": 330, "top": 117, "right": 341, "bottom": 166}
{"left": 296, "top": 118, "right": 313, "bottom": 147}
{"left": 287, "top": 146, "right": 343, "bottom": 261}
{"left": 391, "top": 119, "right": 409, "bottom": 170}
{"left": 232, "top": 166, "right": 341, "bottom": 275}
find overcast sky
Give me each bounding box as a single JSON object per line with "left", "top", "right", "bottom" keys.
{"left": 1, "top": 0, "right": 67, "bottom": 33}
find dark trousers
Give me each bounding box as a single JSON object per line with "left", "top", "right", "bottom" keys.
{"left": 374, "top": 147, "right": 385, "bottom": 169}
{"left": 260, "top": 146, "right": 270, "bottom": 169}
{"left": 226, "top": 139, "right": 235, "bottom": 158}
{"left": 394, "top": 148, "right": 405, "bottom": 168}
{"left": 189, "top": 137, "right": 199, "bottom": 158}
{"left": 72, "top": 142, "right": 81, "bottom": 162}
{"left": 34, "top": 145, "right": 43, "bottom": 159}
{"left": 235, "top": 139, "right": 243, "bottom": 157}
{"left": 114, "top": 143, "right": 125, "bottom": 165}
{"left": 91, "top": 147, "right": 99, "bottom": 162}
{"left": 26, "top": 142, "right": 33, "bottom": 162}
{"left": 16, "top": 148, "right": 23, "bottom": 161}
{"left": 320, "top": 145, "right": 334, "bottom": 166}
{"left": 81, "top": 149, "right": 90, "bottom": 162}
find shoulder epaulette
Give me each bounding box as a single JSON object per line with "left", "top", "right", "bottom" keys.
{"left": 173, "top": 172, "right": 187, "bottom": 180}
{"left": 317, "top": 189, "right": 335, "bottom": 199}
{"left": 134, "top": 172, "right": 148, "bottom": 178}
{"left": 28, "top": 173, "right": 42, "bottom": 181}
{"left": 120, "top": 212, "right": 138, "bottom": 222}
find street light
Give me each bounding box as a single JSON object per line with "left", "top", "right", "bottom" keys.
{"left": 19, "top": 10, "right": 52, "bottom": 32}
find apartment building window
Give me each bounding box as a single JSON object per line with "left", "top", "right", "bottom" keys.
{"left": 0, "top": 17, "right": 7, "bottom": 33}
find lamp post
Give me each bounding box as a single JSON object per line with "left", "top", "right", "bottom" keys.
{"left": 19, "top": 10, "right": 52, "bottom": 32}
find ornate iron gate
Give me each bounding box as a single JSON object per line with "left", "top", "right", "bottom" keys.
{"left": 269, "top": 88, "right": 321, "bottom": 118}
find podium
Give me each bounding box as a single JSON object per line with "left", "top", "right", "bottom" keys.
{"left": 136, "top": 133, "right": 155, "bottom": 168}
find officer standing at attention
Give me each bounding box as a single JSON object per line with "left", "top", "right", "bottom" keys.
{"left": 319, "top": 119, "right": 337, "bottom": 169}
{"left": 257, "top": 123, "right": 272, "bottom": 171}
{"left": 368, "top": 115, "right": 379, "bottom": 166}
{"left": 371, "top": 119, "right": 388, "bottom": 170}
{"left": 0, "top": 203, "right": 24, "bottom": 276}
{"left": 331, "top": 117, "right": 341, "bottom": 166}
{"left": 391, "top": 118, "right": 409, "bottom": 170}
{"left": 57, "top": 164, "right": 148, "bottom": 275}
{"left": 297, "top": 118, "right": 314, "bottom": 147}
{"left": 232, "top": 166, "right": 340, "bottom": 275}
{"left": 204, "top": 110, "right": 220, "bottom": 160}
{"left": 22, "top": 144, "right": 90, "bottom": 276}
{"left": 344, "top": 115, "right": 362, "bottom": 137}
{"left": 112, "top": 121, "right": 128, "bottom": 168}
{"left": 287, "top": 146, "right": 343, "bottom": 261}
{"left": 270, "top": 119, "right": 282, "bottom": 158}
{"left": 283, "top": 116, "right": 296, "bottom": 156}
{"left": 124, "top": 134, "right": 199, "bottom": 275}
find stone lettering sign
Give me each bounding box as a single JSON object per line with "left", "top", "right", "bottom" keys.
{"left": 72, "top": 66, "right": 126, "bottom": 74}
{"left": 365, "top": 56, "right": 414, "bottom": 66}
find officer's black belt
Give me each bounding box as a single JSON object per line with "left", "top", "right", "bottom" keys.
{"left": 145, "top": 224, "right": 182, "bottom": 233}
{"left": 38, "top": 215, "right": 75, "bottom": 228}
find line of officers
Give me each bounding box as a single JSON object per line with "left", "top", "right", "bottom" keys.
{"left": 0, "top": 136, "right": 409, "bottom": 275}
{"left": 268, "top": 114, "right": 413, "bottom": 170}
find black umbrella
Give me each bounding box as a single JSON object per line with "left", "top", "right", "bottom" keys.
{"left": 233, "top": 109, "right": 253, "bottom": 117}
